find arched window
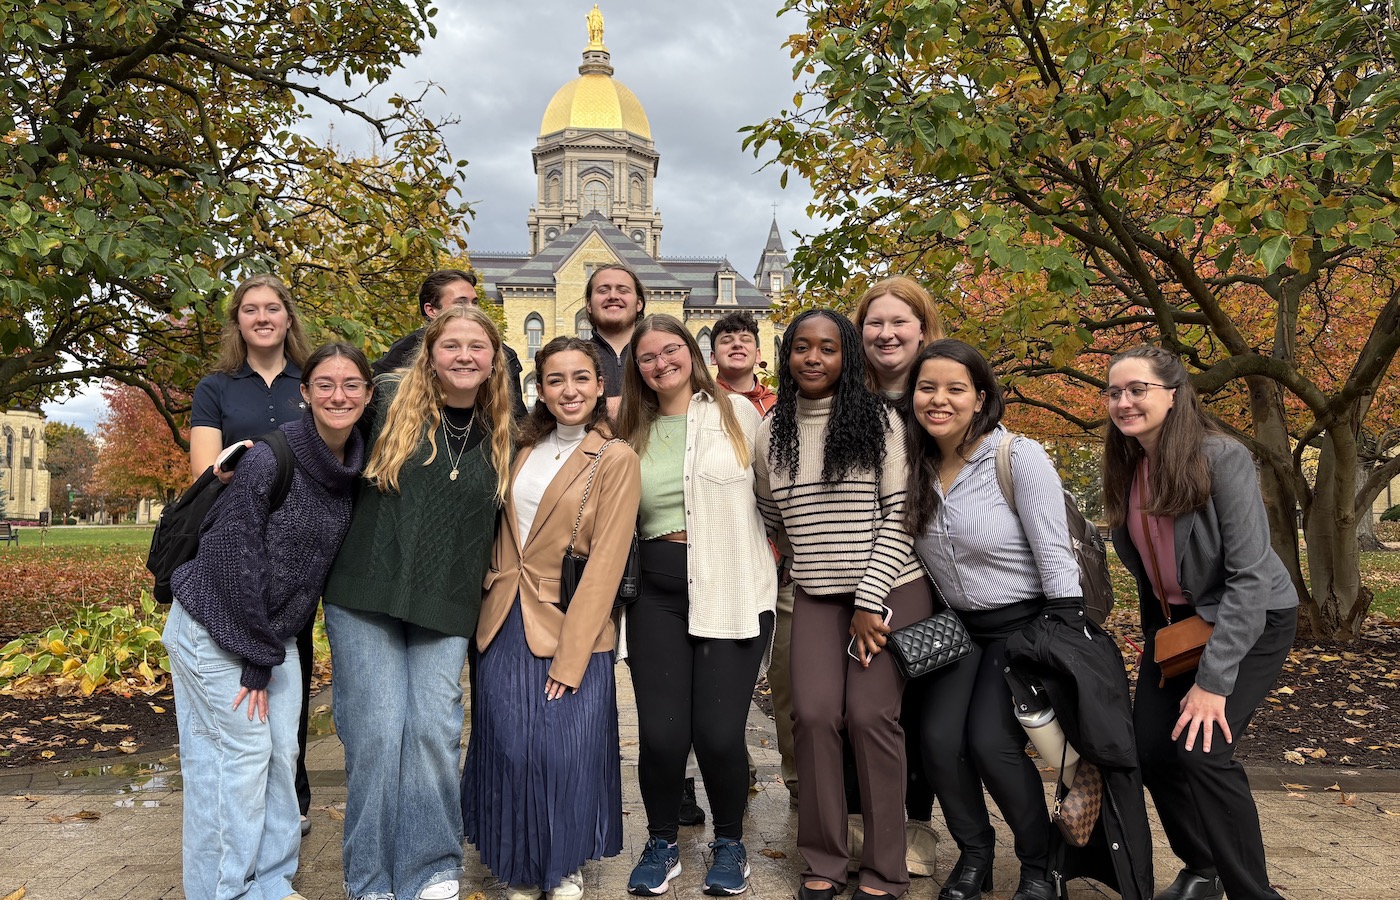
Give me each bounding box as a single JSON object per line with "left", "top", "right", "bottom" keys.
{"left": 697, "top": 328, "right": 712, "bottom": 363}
{"left": 630, "top": 176, "right": 644, "bottom": 208}
{"left": 547, "top": 174, "right": 561, "bottom": 205}
{"left": 2, "top": 428, "right": 11, "bottom": 467}
{"left": 581, "top": 180, "right": 611, "bottom": 216}
{"left": 525, "top": 313, "right": 545, "bottom": 360}
{"left": 575, "top": 309, "right": 593, "bottom": 340}
{"left": 523, "top": 374, "right": 538, "bottom": 410}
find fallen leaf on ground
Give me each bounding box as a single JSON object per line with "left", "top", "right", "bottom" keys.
{"left": 760, "top": 848, "right": 787, "bottom": 859}
{"left": 3, "top": 886, "right": 27, "bottom": 900}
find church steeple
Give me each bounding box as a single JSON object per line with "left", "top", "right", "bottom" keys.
{"left": 754, "top": 216, "right": 793, "bottom": 299}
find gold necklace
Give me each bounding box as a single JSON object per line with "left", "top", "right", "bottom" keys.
{"left": 443, "top": 409, "right": 476, "bottom": 481}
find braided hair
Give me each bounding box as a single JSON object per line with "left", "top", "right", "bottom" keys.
{"left": 769, "top": 309, "right": 889, "bottom": 483}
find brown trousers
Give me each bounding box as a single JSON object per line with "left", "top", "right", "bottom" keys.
{"left": 790, "top": 578, "right": 934, "bottom": 895}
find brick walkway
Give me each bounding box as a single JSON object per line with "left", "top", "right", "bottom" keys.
{"left": 2, "top": 671, "right": 1397, "bottom": 899}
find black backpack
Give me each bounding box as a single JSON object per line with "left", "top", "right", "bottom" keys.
{"left": 994, "top": 433, "right": 1116, "bottom": 626}
{"left": 146, "top": 430, "right": 295, "bottom": 604}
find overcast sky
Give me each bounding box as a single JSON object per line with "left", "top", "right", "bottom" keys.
{"left": 45, "top": 1, "right": 822, "bottom": 432}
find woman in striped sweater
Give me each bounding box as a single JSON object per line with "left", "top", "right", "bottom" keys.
{"left": 754, "top": 309, "right": 932, "bottom": 900}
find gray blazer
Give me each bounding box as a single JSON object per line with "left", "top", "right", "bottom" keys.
{"left": 1112, "top": 435, "right": 1297, "bottom": 696}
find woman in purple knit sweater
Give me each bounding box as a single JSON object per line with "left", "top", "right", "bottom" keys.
{"left": 163, "top": 342, "right": 372, "bottom": 900}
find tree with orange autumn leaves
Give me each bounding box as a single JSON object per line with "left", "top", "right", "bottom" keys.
{"left": 91, "top": 382, "right": 189, "bottom": 512}
{"left": 745, "top": 0, "right": 1400, "bottom": 640}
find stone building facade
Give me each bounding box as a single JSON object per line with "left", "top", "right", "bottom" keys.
{"left": 0, "top": 408, "right": 50, "bottom": 521}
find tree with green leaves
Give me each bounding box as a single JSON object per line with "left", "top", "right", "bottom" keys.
{"left": 746, "top": 0, "right": 1400, "bottom": 639}
{"left": 0, "top": 0, "right": 471, "bottom": 444}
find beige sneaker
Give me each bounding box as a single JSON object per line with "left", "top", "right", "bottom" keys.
{"left": 905, "top": 819, "right": 940, "bottom": 877}
{"left": 420, "top": 879, "right": 460, "bottom": 900}
{"left": 506, "top": 886, "right": 543, "bottom": 900}
{"left": 548, "top": 871, "right": 584, "bottom": 900}
{"left": 847, "top": 814, "right": 864, "bottom": 872}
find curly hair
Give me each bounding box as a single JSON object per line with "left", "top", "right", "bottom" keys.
{"left": 364, "top": 305, "right": 515, "bottom": 502}
{"left": 1101, "top": 345, "right": 1218, "bottom": 526}
{"left": 214, "top": 274, "right": 313, "bottom": 374}
{"left": 769, "top": 309, "right": 887, "bottom": 483}
{"left": 518, "top": 336, "right": 613, "bottom": 446}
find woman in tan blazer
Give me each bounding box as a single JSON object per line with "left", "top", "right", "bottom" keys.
{"left": 462, "top": 337, "right": 641, "bottom": 900}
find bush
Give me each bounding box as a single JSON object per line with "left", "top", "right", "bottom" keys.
{"left": 1381, "top": 504, "right": 1400, "bottom": 522}
{"left": 0, "top": 592, "right": 169, "bottom": 696}
{"left": 1377, "top": 520, "right": 1400, "bottom": 544}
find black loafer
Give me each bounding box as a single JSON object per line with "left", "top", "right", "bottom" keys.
{"left": 679, "top": 776, "right": 706, "bottom": 826}
{"left": 1011, "top": 876, "right": 1058, "bottom": 900}
{"left": 1154, "top": 869, "right": 1224, "bottom": 900}
{"left": 797, "top": 884, "right": 838, "bottom": 900}
{"left": 939, "top": 854, "right": 994, "bottom": 900}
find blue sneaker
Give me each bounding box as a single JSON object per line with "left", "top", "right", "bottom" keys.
{"left": 628, "top": 836, "right": 682, "bottom": 896}
{"left": 703, "top": 839, "right": 750, "bottom": 896}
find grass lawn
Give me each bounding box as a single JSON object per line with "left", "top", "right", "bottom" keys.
{"left": 2, "top": 524, "right": 154, "bottom": 551}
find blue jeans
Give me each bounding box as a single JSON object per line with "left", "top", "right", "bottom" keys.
{"left": 325, "top": 604, "right": 469, "bottom": 900}
{"left": 164, "top": 601, "right": 301, "bottom": 900}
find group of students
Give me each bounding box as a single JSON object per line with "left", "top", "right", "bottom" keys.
{"left": 164, "top": 265, "right": 1297, "bottom": 900}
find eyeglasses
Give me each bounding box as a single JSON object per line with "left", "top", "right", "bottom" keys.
{"left": 309, "top": 379, "right": 369, "bottom": 398}
{"left": 636, "top": 343, "right": 686, "bottom": 368}
{"left": 1101, "top": 381, "right": 1172, "bottom": 403}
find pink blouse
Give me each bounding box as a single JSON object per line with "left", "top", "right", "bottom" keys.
{"left": 1126, "top": 460, "right": 1189, "bottom": 606}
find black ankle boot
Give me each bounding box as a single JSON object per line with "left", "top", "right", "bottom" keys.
{"left": 679, "top": 776, "right": 706, "bottom": 826}
{"left": 939, "top": 853, "right": 994, "bottom": 900}
{"left": 1011, "top": 875, "right": 1058, "bottom": 900}
{"left": 1154, "top": 869, "right": 1224, "bottom": 900}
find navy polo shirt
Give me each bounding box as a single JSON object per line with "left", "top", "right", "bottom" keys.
{"left": 190, "top": 361, "right": 305, "bottom": 442}
{"left": 589, "top": 331, "right": 631, "bottom": 398}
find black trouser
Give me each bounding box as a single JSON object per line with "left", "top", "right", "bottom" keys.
{"left": 918, "top": 606, "right": 1050, "bottom": 878}
{"left": 294, "top": 610, "right": 315, "bottom": 816}
{"left": 1137, "top": 606, "right": 1295, "bottom": 900}
{"left": 626, "top": 540, "right": 772, "bottom": 843}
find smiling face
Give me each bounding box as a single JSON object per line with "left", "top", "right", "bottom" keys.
{"left": 911, "top": 356, "right": 985, "bottom": 452}
{"left": 861, "top": 293, "right": 924, "bottom": 389}
{"left": 635, "top": 329, "right": 693, "bottom": 402}
{"left": 301, "top": 355, "right": 371, "bottom": 439}
{"left": 540, "top": 349, "right": 604, "bottom": 428}
{"left": 236, "top": 285, "right": 290, "bottom": 354}
{"left": 1106, "top": 357, "right": 1176, "bottom": 454}
{"left": 789, "top": 316, "right": 843, "bottom": 400}
{"left": 585, "top": 267, "right": 642, "bottom": 335}
{"left": 431, "top": 319, "right": 495, "bottom": 406}
{"left": 426, "top": 278, "right": 478, "bottom": 319}
{"left": 712, "top": 328, "right": 759, "bottom": 382}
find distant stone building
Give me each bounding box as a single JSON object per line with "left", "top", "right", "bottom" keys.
{"left": 0, "top": 408, "right": 50, "bottom": 521}
{"left": 472, "top": 8, "right": 792, "bottom": 406}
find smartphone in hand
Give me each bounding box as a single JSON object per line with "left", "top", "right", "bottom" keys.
{"left": 215, "top": 441, "right": 252, "bottom": 472}
{"left": 847, "top": 604, "right": 894, "bottom": 665}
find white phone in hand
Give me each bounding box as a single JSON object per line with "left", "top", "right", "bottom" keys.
{"left": 847, "top": 604, "right": 894, "bottom": 665}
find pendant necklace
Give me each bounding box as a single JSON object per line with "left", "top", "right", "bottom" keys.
{"left": 551, "top": 428, "right": 585, "bottom": 460}
{"left": 443, "top": 408, "right": 476, "bottom": 481}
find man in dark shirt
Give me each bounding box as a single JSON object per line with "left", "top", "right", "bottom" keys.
{"left": 583, "top": 264, "right": 646, "bottom": 417}
{"left": 374, "top": 270, "right": 527, "bottom": 420}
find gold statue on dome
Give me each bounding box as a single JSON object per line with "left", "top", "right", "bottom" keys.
{"left": 586, "top": 4, "right": 605, "bottom": 48}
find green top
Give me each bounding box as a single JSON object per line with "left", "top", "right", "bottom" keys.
{"left": 638, "top": 413, "right": 687, "bottom": 539}
{"left": 324, "top": 387, "right": 499, "bottom": 638}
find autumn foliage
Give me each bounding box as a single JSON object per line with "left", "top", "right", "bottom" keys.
{"left": 91, "top": 382, "right": 190, "bottom": 508}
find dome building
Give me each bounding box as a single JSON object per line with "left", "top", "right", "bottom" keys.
{"left": 473, "top": 5, "right": 791, "bottom": 405}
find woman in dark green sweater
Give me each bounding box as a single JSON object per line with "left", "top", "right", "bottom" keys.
{"left": 323, "top": 305, "right": 515, "bottom": 900}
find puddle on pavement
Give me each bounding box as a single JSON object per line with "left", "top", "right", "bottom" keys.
{"left": 56, "top": 759, "right": 181, "bottom": 793}
{"left": 113, "top": 798, "right": 161, "bottom": 808}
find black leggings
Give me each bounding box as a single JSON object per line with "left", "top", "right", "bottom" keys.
{"left": 626, "top": 540, "right": 772, "bottom": 843}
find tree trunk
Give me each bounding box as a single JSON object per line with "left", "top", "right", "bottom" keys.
{"left": 1305, "top": 415, "right": 1373, "bottom": 640}
{"left": 1246, "top": 376, "right": 1314, "bottom": 629}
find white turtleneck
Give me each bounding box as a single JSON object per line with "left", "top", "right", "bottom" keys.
{"left": 513, "top": 423, "right": 589, "bottom": 546}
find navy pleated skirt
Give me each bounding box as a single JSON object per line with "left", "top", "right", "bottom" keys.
{"left": 462, "top": 600, "right": 623, "bottom": 890}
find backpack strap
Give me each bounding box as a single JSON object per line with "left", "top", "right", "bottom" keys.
{"left": 260, "top": 429, "right": 296, "bottom": 513}
{"left": 994, "top": 431, "right": 1018, "bottom": 516}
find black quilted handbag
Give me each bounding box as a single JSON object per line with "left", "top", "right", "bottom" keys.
{"left": 887, "top": 608, "right": 973, "bottom": 679}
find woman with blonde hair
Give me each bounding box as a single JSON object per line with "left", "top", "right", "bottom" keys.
{"left": 323, "top": 304, "right": 514, "bottom": 900}
{"left": 188, "top": 272, "right": 320, "bottom": 835}
{"left": 464, "top": 336, "right": 640, "bottom": 900}
{"left": 616, "top": 314, "right": 775, "bottom": 897}
{"left": 851, "top": 275, "right": 945, "bottom": 399}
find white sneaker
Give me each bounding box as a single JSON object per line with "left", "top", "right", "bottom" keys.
{"left": 507, "top": 886, "right": 543, "bottom": 900}
{"left": 549, "top": 871, "right": 584, "bottom": 900}
{"left": 420, "top": 880, "right": 459, "bottom": 900}
{"left": 905, "top": 819, "right": 940, "bottom": 876}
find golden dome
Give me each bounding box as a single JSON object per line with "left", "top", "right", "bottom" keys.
{"left": 539, "top": 73, "right": 652, "bottom": 139}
